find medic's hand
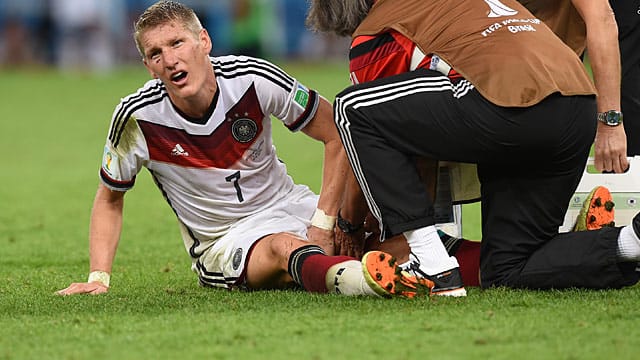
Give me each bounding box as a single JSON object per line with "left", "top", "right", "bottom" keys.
{"left": 334, "top": 228, "right": 366, "bottom": 258}
{"left": 594, "top": 125, "right": 629, "bottom": 173}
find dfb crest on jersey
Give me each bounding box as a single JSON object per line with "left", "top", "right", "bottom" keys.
{"left": 231, "top": 118, "right": 258, "bottom": 143}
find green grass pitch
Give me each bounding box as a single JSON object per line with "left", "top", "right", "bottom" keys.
{"left": 0, "top": 62, "right": 638, "bottom": 360}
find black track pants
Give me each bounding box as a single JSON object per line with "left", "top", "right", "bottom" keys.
{"left": 334, "top": 68, "right": 639, "bottom": 289}
{"left": 610, "top": 0, "right": 640, "bottom": 155}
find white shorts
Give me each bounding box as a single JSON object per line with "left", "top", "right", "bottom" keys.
{"left": 192, "top": 184, "right": 318, "bottom": 289}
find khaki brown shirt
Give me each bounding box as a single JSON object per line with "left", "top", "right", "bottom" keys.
{"left": 354, "top": 0, "right": 596, "bottom": 107}
{"left": 518, "top": 0, "right": 586, "bottom": 55}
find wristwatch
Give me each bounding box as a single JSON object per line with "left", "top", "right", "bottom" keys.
{"left": 597, "top": 110, "right": 623, "bottom": 126}
{"left": 337, "top": 211, "right": 363, "bottom": 234}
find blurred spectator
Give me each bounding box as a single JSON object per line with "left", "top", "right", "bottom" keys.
{"left": 200, "top": 0, "right": 233, "bottom": 55}
{"left": 232, "top": 0, "right": 262, "bottom": 57}
{"left": 0, "top": 0, "right": 347, "bottom": 68}
{"left": 283, "top": 0, "right": 306, "bottom": 57}
{"left": 0, "top": 0, "right": 50, "bottom": 66}
{"left": 1, "top": 18, "right": 33, "bottom": 65}
{"left": 50, "top": 0, "right": 124, "bottom": 72}
{"left": 231, "top": 0, "right": 283, "bottom": 58}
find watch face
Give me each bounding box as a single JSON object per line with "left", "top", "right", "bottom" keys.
{"left": 607, "top": 111, "right": 621, "bottom": 125}
{"left": 599, "top": 110, "right": 623, "bottom": 126}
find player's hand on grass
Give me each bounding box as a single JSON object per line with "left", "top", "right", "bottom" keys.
{"left": 307, "top": 225, "right": 335, "bottom": 255}
{"left": 56, "top": 282, "right": 109, "bottom": 296}
{"left": 594, "top": 125, "right": 629, "bottom": 173}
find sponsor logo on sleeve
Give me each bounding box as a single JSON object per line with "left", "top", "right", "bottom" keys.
{"left": 294, "top": 84, "right": 310, "bottom": 108}
{"left": 102, "top": 146, "right": 118, "bottom": 177}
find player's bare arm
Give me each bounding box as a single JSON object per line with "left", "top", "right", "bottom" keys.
{"left": 573, "top": 0, "right": 629, "bottom": 173}
{"left": 57, "top": 184, "right": 124, "bottom": 295}
{"left": 300, "top": 97, "right": 349, "bottom": 254}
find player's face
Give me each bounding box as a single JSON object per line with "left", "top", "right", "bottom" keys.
{"left": 141, "top": 21, "right": 214, "bottom": 107}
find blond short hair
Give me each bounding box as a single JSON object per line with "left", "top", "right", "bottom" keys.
{"left": 133, "top": 1, "right": 203, "bottom": 58}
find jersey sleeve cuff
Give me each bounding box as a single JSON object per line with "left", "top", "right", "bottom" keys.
{"left": 99, "top": 168, "right": 135, "bottom": 191}
{"left": 286, "top": 90, "right": 319, "bottom": 132}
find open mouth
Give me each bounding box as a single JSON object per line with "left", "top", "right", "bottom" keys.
{"left": 171, "top": 71, "right": 188, "bottom": 82}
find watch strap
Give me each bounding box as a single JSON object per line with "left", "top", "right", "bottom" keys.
{"left": 597, "top": 110, "right": 623, "bottom": 126}
{"left": 337, "top": 210, "right": 364, "bottom": 233}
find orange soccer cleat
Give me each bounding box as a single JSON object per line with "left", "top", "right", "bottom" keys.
{"left": 573, "top": 186, "right": 616, "bottom": 231}
{"left": 361, "top": 251, "right": 434, "bottom": 298}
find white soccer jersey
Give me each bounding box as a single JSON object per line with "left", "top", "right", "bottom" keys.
{"left": 100, "top": 55, "right": 320, "bottom": 259}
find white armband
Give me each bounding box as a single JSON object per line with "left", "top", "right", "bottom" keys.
{"left": 88, "top": 271, "right": 111, "bottom": 287}
{"left": 310, "top": 208, "right": 336, "bottom": 231}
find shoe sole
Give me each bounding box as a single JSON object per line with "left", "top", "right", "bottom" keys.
{"left": 573, "top": 186, "right": 615, "bottom": 231}
{"left": 431, "top": 287, "right": 468, "bottom": 297}
{"left": 362, "top": 251, "right": 433, "bottom": 298}
{"left": 425, "top": 268, "right": 467, "bottom": 297}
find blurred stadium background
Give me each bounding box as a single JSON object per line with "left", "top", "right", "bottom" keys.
{"left": 0, "top": 0, "right": 484, "bottom": 240}
{"left": 0, "top": 0, "right": 350, "bottom": 71}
